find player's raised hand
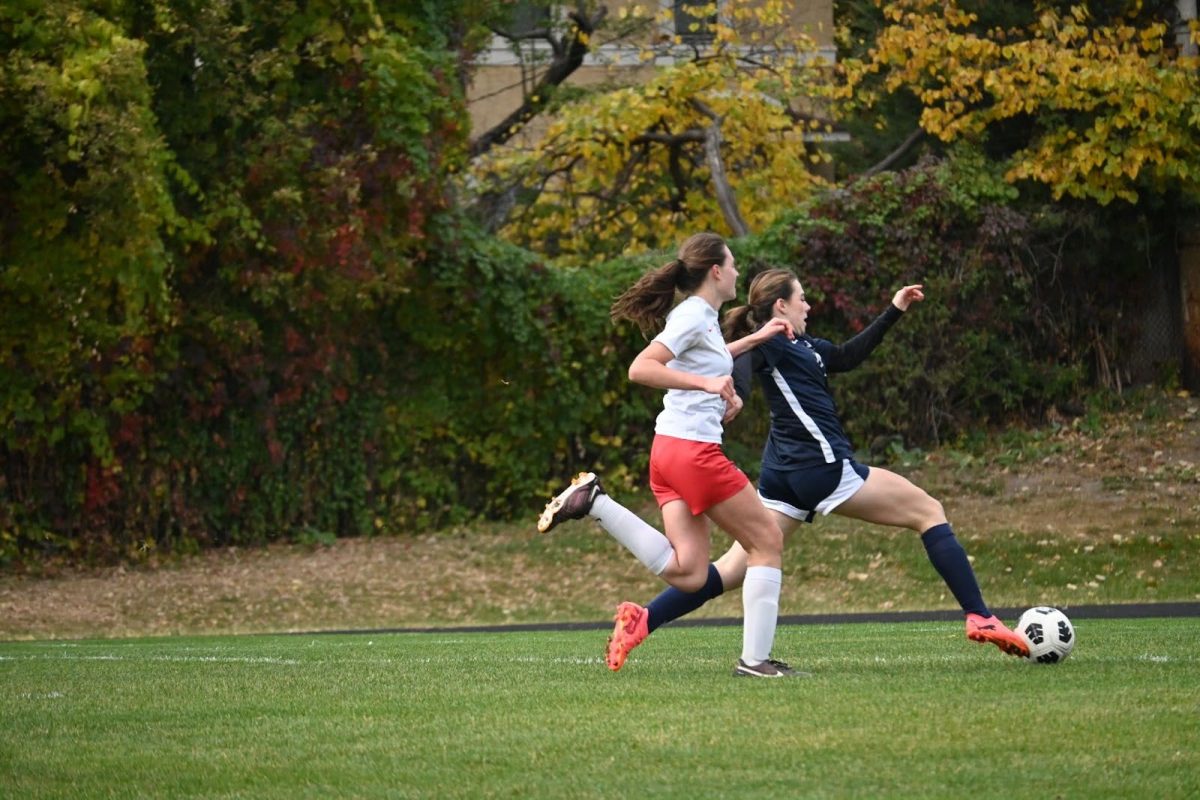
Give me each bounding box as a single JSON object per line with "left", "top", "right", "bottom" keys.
{"left": 892, "top": 284, "right": 925, "bottom": 311}
{"left": 756, "top": 316, "right": 795, "bottom": 341}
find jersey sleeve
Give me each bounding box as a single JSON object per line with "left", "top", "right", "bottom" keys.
{"left": 652, "top": 306, "right": 701, "bottom": 358}
{"left": 814, "top": 304, "right": 904, "bottom": 373}
{"left": 732, "top": 350, "right": 758, "bottom": 404}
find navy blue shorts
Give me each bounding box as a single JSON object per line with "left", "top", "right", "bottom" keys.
{"left": 757, "top": 458, "right": 870, "bottom": 522}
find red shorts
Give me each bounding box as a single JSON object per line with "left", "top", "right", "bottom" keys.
{"left": 649, "top": 434, "right": 749, "bottom": 516}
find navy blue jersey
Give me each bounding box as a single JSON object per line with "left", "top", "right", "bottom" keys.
{"left": 733, "top": 305, "right": 904, "bottom": 471}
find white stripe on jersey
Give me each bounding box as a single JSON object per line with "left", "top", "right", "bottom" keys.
{"left": 770, "top": 367, "right": 836, "bottom": 463}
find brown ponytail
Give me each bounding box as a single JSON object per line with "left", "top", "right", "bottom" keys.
{"left": 721, "top": 268, "right": 798, "bottom": 340}
{"left": 721, "top": 304, "right": 756, "bottom": 341}
{"left": 611, "top": 233, "right": 728, "bottom": 336}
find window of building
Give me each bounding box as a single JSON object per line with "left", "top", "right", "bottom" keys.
{"left": 674, "top": 1, "right": 717, "bottom": 43}
{"left": 506, "top": 1, "right": 552, "bottom": 37}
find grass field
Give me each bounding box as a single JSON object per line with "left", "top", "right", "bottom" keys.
{"left": 2, "top": 618, "right": 1198, "bottom": 799}
{"left": 1, "top": 390, "right": 1197, "bottom": 798}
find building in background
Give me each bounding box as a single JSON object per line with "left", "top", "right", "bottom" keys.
{"left": 466, "top": 1, "right": 838, "bottom": 151}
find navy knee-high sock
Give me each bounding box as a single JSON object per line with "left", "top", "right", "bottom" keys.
{"left": 921, "top": 523, "right": 990, "bottom": 617}
{"left": 645, "top": 563, "right": 725, "bottom": 632}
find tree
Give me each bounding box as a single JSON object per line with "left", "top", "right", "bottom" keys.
{"left": 467, "top": 0, "right": 838, "bottom": 264}
{"left": 840, "top": 0, "right": 1200, "bottom": 205}
{"left": 0, "top": 0, "right": 491, "bottom": 559}
{"left": 0, "top": 0, "right": 178, "bottom": 473}
{"left": 468, "top": 3, "right": 609, "bottom": 159}
{"left": 838, "top": 0, "right": 1200, "bottom": 388}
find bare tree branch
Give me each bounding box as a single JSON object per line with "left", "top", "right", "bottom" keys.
{"left": 600, "top": 143, "right": 649, "bottom": 203}
{"left": 633, "top": 130, "right": 706, "bottom": 145}
{"left": 667, "top": 140, "right": 688, "bottom": 212}
{"left": 469, "top": 8, "right": 607, "bottom": 158}
{"left": 690, "top": 98, "right": 750, "bottom": 237}
{"left": 489, "top": 26, "right": 555, "bottom": 45}
{"left": 860, "top": 127, "right": 925, "bottom": 178}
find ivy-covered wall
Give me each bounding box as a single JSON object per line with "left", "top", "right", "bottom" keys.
{"left": 0, "top": 4, "right": 1171, "bottom": 566}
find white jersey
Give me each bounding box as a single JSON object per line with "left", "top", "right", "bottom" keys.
{"left": 651, "top": 295, "right": 732, "bottom": 444}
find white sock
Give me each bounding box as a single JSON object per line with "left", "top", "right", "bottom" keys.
{"left": 588, "top": 494, "right": 674, "bottom": 575}
{"left": 741, "top": 565, "right": 782, "bottom": 665}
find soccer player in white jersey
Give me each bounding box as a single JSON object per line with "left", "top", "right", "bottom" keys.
{"left": 537, "top": 234, "right": 801, "bottom": 678}
{"left": 603, "top": 268, "right": 1030, "bottom": 671}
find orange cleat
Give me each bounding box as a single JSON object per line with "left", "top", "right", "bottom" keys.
{"left": 966, "top": 613, "right": 1030, "bottom": 658}
{"left": 606, "top": 602, "right": 649, "bottom": 671}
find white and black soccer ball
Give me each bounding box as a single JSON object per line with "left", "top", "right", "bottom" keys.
{"left": 1017, "top": 606, "right": 1075, "bottom": 664}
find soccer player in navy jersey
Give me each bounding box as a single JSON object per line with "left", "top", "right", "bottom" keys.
{"left": 538, "top": 235, "right": 802, "bottom": 677}
{"left": 604, "top": 268, "right": 1030, "bottom": 671}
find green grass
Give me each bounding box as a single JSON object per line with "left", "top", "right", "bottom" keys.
{"left": 3, "top": 619, "right": 1198, "bottom": 799}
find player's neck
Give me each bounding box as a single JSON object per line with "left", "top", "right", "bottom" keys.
{"left": 692, "top": 284, "right": 723, "bottom": 312}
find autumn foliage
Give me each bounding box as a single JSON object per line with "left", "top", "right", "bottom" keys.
{"left": 470, "top": 0, "right": 836, "bottom": 264}
{"left": 0, "top": 1, "right": 476, "bottom": 562}
{"left": 1, "top": 1, "right": 1192, "bottom": 566}
{"left": 841, "top": 0, "right": 1200, "bottom": 204}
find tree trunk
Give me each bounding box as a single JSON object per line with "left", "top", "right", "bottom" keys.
{"left": 468, "top": 9, "right": 606, "bottom": 159}
{"left": 703, "top": 123, "right": 750, "bottom": 238}
{"left": 1179, "top": 217, "right": 1200, "bottom": 391}
{"left": 1176, "top": 5, "right": 1200, "bottom": 384}
{"left": 691, "top": 99, "right": 749, "bottom": 238}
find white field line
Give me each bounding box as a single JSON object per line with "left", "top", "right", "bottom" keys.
{"left": 0, "top": 654, "right": 300, "bottom": 665}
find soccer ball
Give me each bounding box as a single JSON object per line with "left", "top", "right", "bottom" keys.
{"left": 1017, "top": 606, "right": 1075, "bottom": 664}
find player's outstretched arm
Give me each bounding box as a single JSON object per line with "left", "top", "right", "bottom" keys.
{"left": 822, "top": 285, "right": 923, "bottom": 372}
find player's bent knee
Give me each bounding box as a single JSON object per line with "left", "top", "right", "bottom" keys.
{"left": 931, "top": 497, "right": 946, "bottom": 520}
{"left": 897, "top": 490, "right": 945, "bottom": 533}
{"left": 739, "top": 520, "right": 783, "bottom": 558}
{"left": 670, "top": 567, "right": 710, "bottom": 594}
{"left": 921, "top": 496, "right": 947, "bottom": 527}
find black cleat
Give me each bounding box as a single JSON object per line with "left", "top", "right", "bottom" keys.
{"left": 537, "top": 472, "right": 604, "bottom": 533}
{"left": 732, "top": 658, "right": 811, "bottom": 678}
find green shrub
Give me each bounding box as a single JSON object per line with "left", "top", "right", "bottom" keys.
{"left": 726, "top": 155, "right": 1105, "bottom": 458}
{"left": 0, "top": 7, "right": 1167, "bottom": 565}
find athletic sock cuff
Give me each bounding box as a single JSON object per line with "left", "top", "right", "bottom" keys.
{"left": 921, "top": 523, "right": 954, "bottom": 546}
{"left": 647, "top": 546, "right": 673, "bottom": 576}
{"left": 745, "top": 565, "right": 782, "bottom": 585}
{"left": 705, "top": 563, "right": 725, "bottom": 599}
